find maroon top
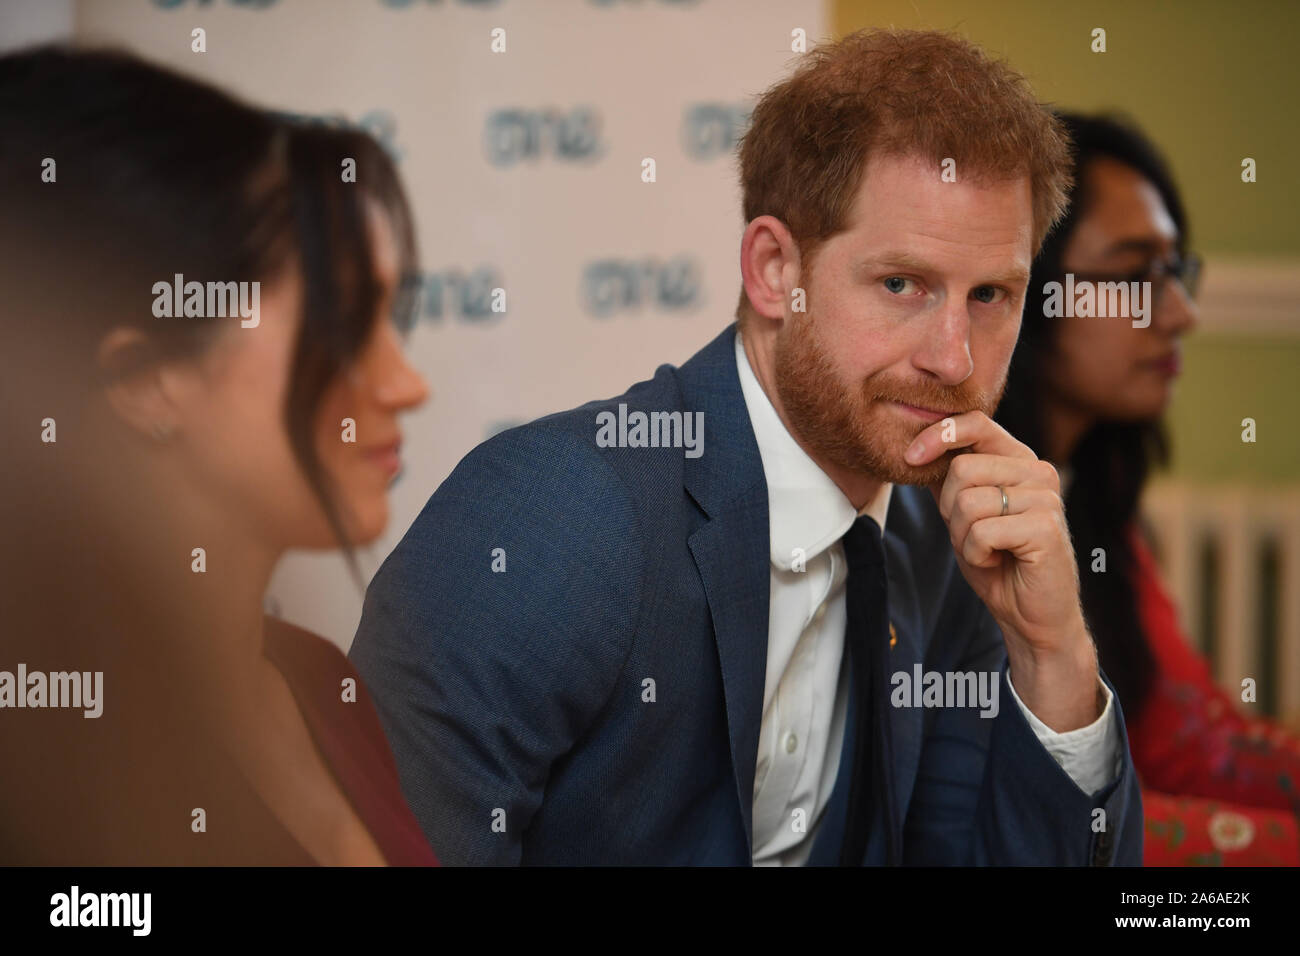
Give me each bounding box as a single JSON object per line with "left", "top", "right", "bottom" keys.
{"left": 263, "top": 616, "right": 438, "bottom": 866}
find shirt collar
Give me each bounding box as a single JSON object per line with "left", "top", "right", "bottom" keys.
{"left": 735, "top": 328, "right": 892, "bottom": 571}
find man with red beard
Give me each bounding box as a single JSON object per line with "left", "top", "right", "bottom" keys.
{"left": 351, "top": 29, "right": 1142, "bottom": 866}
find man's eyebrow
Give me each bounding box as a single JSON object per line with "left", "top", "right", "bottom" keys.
{"left": 858, "top": 251, "right": 1030, "bottom": 287}
{"left": 862, "top": 251, "right": 933, "bottom": 274}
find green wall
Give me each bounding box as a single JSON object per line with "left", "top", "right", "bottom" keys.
{"left": 1171, "top": 336, "right": 1300, "bottom": 481}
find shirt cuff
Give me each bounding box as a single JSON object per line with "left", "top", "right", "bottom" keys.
{"left": 1006, "top": 672, "right": 1122, "bottom": 795}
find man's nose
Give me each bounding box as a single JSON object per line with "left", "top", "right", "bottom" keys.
{"left": 913, "top": 304, "right": 974, "bottom": 384}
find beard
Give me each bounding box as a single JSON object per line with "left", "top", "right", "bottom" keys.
{"left": 772, "top": 308, "right": 1006, "bottom": 487}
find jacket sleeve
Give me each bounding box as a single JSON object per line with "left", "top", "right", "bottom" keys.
{"left": 904, "top": 598, "right": 1144, "bottom": 865}
{"left": 348, "top": 424, "right": 644, "bottom": 865}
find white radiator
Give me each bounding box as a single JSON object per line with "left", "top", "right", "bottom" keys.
{"left": 1141, "top": 481, "right": 1300, "bottom": 723}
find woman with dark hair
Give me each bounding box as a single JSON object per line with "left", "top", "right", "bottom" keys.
{"left": 0, "top": 47, "right": 435, "bottom": 864}
{"left": 996, "top": 111, "right": 1300, "bottom": 865}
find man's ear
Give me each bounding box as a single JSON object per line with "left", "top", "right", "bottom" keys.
{"left": 739, "top": 215, "right": 802, "bottom": 323}
{"left": 96, "top": 327, "right": 183, "bottom": 440}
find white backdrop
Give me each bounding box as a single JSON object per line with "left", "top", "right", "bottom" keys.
{"left": 74, "top": 0, "right": 829, "bottom": 647}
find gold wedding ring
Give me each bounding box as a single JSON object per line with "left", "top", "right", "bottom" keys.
{"left": 998, "top": 485, "right": 1009, "bottom": 517}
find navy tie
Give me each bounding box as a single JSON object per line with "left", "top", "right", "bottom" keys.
{"left": 838, "top": 514, "right": 899, "bottom": 865}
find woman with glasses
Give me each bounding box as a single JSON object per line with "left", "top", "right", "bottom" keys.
{"left": 996, "top": 112, "right": 1300, "bottom": 866}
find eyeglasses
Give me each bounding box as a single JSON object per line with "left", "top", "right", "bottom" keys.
{"left": 1065, "top": 252, "right": 1202, "bottom": 306}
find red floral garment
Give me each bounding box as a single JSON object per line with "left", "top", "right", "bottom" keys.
{"left": 1126, "top": 524, "right": 1300, "bottom": 865}
{"left": 1142, "top": 792, "right": 1297, "bottom": 866}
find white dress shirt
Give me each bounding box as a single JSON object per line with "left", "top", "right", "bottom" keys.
{"left": 735, "top": 330, "right": 1122, "bottom": 866}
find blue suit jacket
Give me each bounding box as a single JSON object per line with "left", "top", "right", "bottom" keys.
{"left": 350, "top": 323, "right": 1143, "bottom": 865}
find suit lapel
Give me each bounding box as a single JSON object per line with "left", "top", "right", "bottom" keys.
{"left": 687, "top": 504, "right": 769, "bottom": 855}
{"left": 678, "top": 324, "right": 771, "bottom": 856}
